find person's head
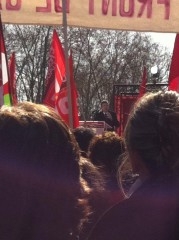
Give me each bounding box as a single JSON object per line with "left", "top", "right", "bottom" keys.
{"left": 0, "top": 102, "right": 80, "bottom": 179}
{"left": 124, "top": 91, "right": 179, "bottom": 180}
{"left": 101, "top": 100, "right": 109, "bottom": 113}
{"left": 88, "top": 131, "right": 125, "bottom": 205}
{"left": 0, "top": 102, "right": 87, "bottom": 239}
{"left": 89, "top": 131, "right": 125, "bottom": 176}
{"left": 73, "top": 127, "right": 95, "bottom": 157}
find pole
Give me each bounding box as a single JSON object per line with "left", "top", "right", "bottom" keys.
{"left": 62, "top": 0, "right": 73, "bottom": 128}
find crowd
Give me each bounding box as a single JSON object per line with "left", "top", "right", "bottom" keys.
{"left": 0, "top": 90, "right": 179, "bottom": 240}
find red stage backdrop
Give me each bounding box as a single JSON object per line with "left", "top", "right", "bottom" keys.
{"left": 115, "top": 95, "right": 137, "bottom": 136}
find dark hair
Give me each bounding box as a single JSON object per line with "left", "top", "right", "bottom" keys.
{"left": 88, "top": 131, "right": 126, "bottom": 210}
{"left": 73, "top": 127, "right": 95, "bottom": 156}
{"left": 0, "top": 102, "right": 79, "bottom": 179}
{"left": 124, "top": 91, "right": 179, "bottom": 177}
{"left": 0, "top": 102, "right": 88, "bottom": 239}
{"left": 89, "top": 131, "right": 125, "bottom": 173}
{"left": 101, "top": 100, "right": 109, "bottom": 105}
{"left": 79, "top": 156, "right": 112, "bottom": 239}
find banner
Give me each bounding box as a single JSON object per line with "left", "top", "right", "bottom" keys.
{"left": 1, "top": 0, "right": 179, "bottom": 33}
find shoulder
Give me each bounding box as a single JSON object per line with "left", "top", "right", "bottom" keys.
{"left": 87, "top": 181, "right": 179, "bottom": 240}
{"left": 87, "top": 199, "right": 131, "bottom": 240}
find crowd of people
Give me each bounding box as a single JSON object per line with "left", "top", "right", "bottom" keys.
{"left": 0, "top": 91, "right": 179, "bottom": 239}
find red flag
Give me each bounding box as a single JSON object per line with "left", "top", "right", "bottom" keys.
{"left": 43, "top": 29, "right": 65, "bottom": 107}
{"left": 168, "top": 34, "right": 179, "bottom": 92}
{"left": 43, "top": 30, "right": 79, "bottom": 128}
{"left": 138, "top": 66, "right": 147, "bottom": 98}
{"left": 0, "top": 14, "right": 11, "bottom": 106}
{"left": 55, "top": 81, "right": 68, "bottom": 123}
{"left": 8, "top": 52, "right": 17, "bottom": 105}
{"left": 43, "top": 34, "right": 55, "bottom": 107}
{"left": 56, "top": 51, "right": 79, "bottom": 128}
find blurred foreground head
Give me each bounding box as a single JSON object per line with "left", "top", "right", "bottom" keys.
{"left": 0, "top": 102, "right": 87, "bottom": 239}
{"left": 124, "top": 91, "right": 179, "bottom": 179}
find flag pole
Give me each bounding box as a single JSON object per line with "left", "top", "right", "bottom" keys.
{"left": 62, "top": 0, "right": 73, "bottom": 128}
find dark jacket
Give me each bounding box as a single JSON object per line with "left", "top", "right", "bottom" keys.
{"left": 94, "top": 111, "right": 120, "bottom": 131}
{"left": 87, "top": 177, "right": 179, "bottom": 240}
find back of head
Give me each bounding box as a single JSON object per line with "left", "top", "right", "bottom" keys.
{"left": 89, "top": 131, "right": 125, "bottom": 175}
{"left": 73, "top": 127, "right": 95, "bottom": 156}
{"left": 89, "top": 132, "right": 125, "bottom": 206}
{"left": 124, "top": 91, "right": 179, "bottom": 178}
{"left": 0, "top": 102, "right": 86, "bottom": 239}
{"left": 0, "top": 102, "right": 80, "bottom": 181}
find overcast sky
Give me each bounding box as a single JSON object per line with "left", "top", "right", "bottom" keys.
{"left": 147, "top": 32, "right": 176, "bottom": 53}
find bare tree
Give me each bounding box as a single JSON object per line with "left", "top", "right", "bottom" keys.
{"left": 5, "top": 25, "right": 52, "bottom": 102}
{"left": 4, "top": 25, "right": 171, "bottom": 120}
{"left": 68, "top": 29, "right": 171, "bottom": 119}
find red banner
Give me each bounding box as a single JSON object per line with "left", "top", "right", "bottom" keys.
{"left": 115, "top": 95, "right": 137, "bottom": 136}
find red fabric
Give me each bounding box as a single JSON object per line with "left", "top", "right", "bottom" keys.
{"left": 56, "top": 52, "right": 79, "bottom": 128}
{"left": 43, "top": 81, "right": 55, "bottom": 108}
{"left": 8, "top": 52, "right": 18, "bottom": 105}
{"left": 43, "top": 30, "right": 79, "bottom": 128}
{"left": 168, "top": 34, "right": 179, "bottom": 92}
{"left": 43, "top": 32, "right": 55, "bottom": 107}
{"left": 114, "top": 95, "right": 137, "bottom": 136}
{"left": 56, "top": 85, "right": 68, "bottom": 123}
{"left": 53, "top": 30, "right": 65, "bottom": 102}
{"left": 138, "top": 66, "right": 147, "bottom": 98}
{"left": 43, "top": 29, "right": 65, "bottom": 107}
